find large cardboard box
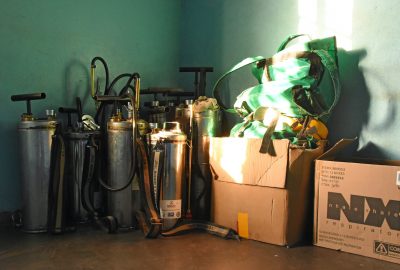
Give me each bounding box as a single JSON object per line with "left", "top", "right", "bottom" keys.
{"left": 209, "top": 137, "right": 324, "bottom": 246}
{"left": 314, "top": 139, "right": 400, "bottom": 264}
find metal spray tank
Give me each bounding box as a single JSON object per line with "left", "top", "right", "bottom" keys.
{"left": 95, "top": 95, "right": 136, "bottom": 229}
{"left": 10, "top": 93, "right": 58, "bottom": 233}
{"left": 176, "top": 96, "right": 221, "bottom": 220}
{"left": 58, "top": 98, "right": 101, "bottom": 224}
{"left": 150, "top": 122, "right": 186, "bottom": 231}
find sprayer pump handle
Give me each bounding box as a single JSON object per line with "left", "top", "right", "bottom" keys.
{"left": 10, "top": 92, "right": 46, "bottom": 115}
{"left": 58, "top": 107, "right": 78, "bottom": 114}
{"left": 94, "top": 95, "right": 131, "bottom": 103}
{"left": 11, "top": 92, "right": 46, "bottom": 102}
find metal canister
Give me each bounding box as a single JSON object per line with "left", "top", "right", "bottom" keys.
{"left": 148, "top": 100, "right": 167, "bottom": 126}
{"left": 175, "top": 99, "right": 193, "bottom": 136}
{"left": 191, "top": 109, "right": 221, "bottom": 220}
{"left": 107, "top": 119, "right": 134, "bottom": 229}
{"left": 151, "top": 122, "right": 186, "bottom": 231}
{"left": 64, "top": 130, "right": 101, "bottom": 223}
{"left": 19, "top": 119, "right": 58, "bottom": 232}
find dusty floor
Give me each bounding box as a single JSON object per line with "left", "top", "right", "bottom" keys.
{"left": 0, "top": 225, "right": 398, "bottom": 270}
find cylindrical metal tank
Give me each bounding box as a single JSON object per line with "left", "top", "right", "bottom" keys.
{"left": 191, "top": 109, "right": 221, "bottom": 220}
{"left": 175, "top": 99, "right": 193, "bottom": 136}
{"left": 64, "top": 131, "right": 101, "bottom": 223}
{"left": 148, "top": 101, "right": 167, "bottom": 127}
{"left": 19, "top": 119, "right": 58, "bottom": 233}
{"left": 151, "top": 122, "right": 186, "bottom": 231}
{"left": 107, "top": 120, "right": 134, "bottom": 229}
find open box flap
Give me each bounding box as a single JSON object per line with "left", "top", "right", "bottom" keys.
{"left": 316, "top": 138, "right": 357, "bottom": 161}
{"left": 209, "top": 138, "right": 289, "bottom": 188}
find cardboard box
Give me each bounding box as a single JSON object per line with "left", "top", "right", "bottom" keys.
{"left": 314, "top": 139, "right": 400, "bottom": 264}
{"left": 209, "top": 137, "right": 324, "bottom": 246}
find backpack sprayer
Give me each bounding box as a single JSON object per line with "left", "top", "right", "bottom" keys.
{"left": 87, "top": 57, "right": 141, "bottom": 232}
{"left": 94, "top": 94, "right": 136, "bottom": 230}
{"left": 10, "top": 93, "right": 58, "bottom": 233}
{"left": 57, "top": 98, "right": 102, "bottom": 227}
{"left": 134, "top": 68, "right": 238, "bottom": 239}
{"left": 9, "top": 57, "right": 237, "bottom": 239}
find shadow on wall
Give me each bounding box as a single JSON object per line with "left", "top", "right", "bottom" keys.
{"left": 327, "top": 48, "right": 370, "bottom": 155}
{"left": 63, "top": 59, "right": 91, "bottom": 113}
{"left": 216, "top": 66, "right": 255, "bottom": 136}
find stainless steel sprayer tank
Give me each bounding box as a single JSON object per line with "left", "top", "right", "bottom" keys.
{"left": 150, "top": 122, "right": 186, "bottom": 231}
{"left": 176, "top": 97, "right": 221, "bottom": 220}
{"left": 10, "top": 93, "right": 58, "bottom": 233}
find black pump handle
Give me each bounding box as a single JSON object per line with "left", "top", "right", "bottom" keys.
{"left": 58, "top": 107, "right": 78, "bottom": 128}
{"left": 94, "top": 95, "right": 131, "bottom": 103}
{"left": 11, "top": 92, "right": 46, "bottom": 102}
{"left": 10, "top": 92, "right": 46, "bottom": 115}
{"left": 58, "top": 107, "right": 78, "bottom": 114}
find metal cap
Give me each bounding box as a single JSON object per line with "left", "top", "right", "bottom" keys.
{"left": 163, "top": 121, "right": 181, "bottom": 132}
{"left": 149, "top": 122, "right": 159, "bottom": 129}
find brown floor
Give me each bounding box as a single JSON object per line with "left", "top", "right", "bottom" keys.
{"left": 0, "top": 225, "right": 398, "bottom": 270}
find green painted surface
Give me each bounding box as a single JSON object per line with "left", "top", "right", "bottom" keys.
{"left": 2, "top": 0, "right": 400, "bottom": 211}
{"left": 0, "top": 0, "right": 182, "bottom": 211}
{"left": 181, "top": 0, "right": 400, "bottom": 159}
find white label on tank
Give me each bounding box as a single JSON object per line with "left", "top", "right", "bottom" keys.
{"left": 397, "top": 171, "right": 400, "bottom": 187}
{"left": 160, "top": 199, "right": 181, "bottom": 219}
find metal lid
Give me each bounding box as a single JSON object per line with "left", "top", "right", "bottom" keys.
{"left": 151, "top": 122, "right": 186, "bottom": 142}
{"left": 149, "top": 122, "right": 159, "bottom": 129}
{"left": 107, "top": 120, "right": 133, "bottom": 131}
{"left": 163, "top": 121, "right": 181, "bottom": 131}
{"left": 18, "top": 119, "right": 58, "bottom": 129}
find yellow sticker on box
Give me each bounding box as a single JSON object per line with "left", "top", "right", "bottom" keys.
{"left": 237, "top": 212, "right": 249, "bottom": 238}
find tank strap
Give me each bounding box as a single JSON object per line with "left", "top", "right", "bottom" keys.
{"left": 135, "top": 138, "right": 162, "bottom": 238}
{"left": 81, "top": 135, "right": 118, "bottom": 233}
{"left": 48, "top": 128, "right": 67, "bottom": 234}
{"left": 135, "top": 137, "right": 239, "bottom": 240}
{"left": 161, "top": 221, "right": 239, "bottom": 240}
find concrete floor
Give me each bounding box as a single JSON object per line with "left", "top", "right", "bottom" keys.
{"left": 0, "top": 225, "right": 398, "bottom": 270}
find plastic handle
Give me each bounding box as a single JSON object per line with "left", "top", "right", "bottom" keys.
{"left": 11, "top": 92, "right": 46, "bottom": 102}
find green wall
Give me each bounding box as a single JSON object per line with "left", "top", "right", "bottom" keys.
{"left": 2, "top": 0, "right": 400, "bottom": 211}
{"left": 180, "top": 0, "right": 400, "bottom": 158}
{"left": 0, "top": 0, "right": 182, "bottom": 211}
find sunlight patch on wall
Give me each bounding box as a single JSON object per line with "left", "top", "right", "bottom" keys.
{"left": 298, "top": 0, "right": 353, "bottom": 50}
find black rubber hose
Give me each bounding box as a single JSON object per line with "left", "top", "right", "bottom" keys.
{"left": 98, "top": 142, "right": 137, "bottom": 192}
{"left": 119, "top": 73, "right": 140, "bottom": 96}
{"left": 94, "top": 73, "right": 135, "bottom": 123}
{"left": 91, "top": 56, "right": 110, "bottom": 95}
{"left": 109, "top": 73, "right": 132, "bottom": 92}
